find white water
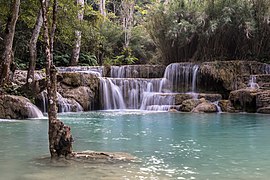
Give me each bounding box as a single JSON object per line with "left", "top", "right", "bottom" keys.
{"left": 248, "top": 75, "right": 259, "bottom": 89}
{"left": 100, "top": 63, "right": 200, "bottom": 110}
{"left": 26, "top": 102, "right": 44, "bottom": 118}
{"left": 39, "top": 91, "right": 83, "bottom": 113}
{"left": 213, "top": 101, "right": 222, "bottom": 113}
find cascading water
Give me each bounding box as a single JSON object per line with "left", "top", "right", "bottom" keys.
{"left": 100, "top": 63, "right": 200, "bottom": 110}
{"left": 159, "top": 63, "right": 199, "bottom": 93}
{"left": 26, "top": 102, "right": 44, "bottom": 118}
{"left": 248, "top": 75, "right": 259, "bottom": 89}
{"left": 39, "top": 90, "right": 83, "bottom": 113}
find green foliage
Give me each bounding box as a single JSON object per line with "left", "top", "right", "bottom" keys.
{"left": 146, "top": 0, "right": 270, "bottom": 64}
{"left": 78, "top": 53, "right": 98, "bottom": 66}
{"left": 53, "top": 51, "right": 71, "bottom": 66}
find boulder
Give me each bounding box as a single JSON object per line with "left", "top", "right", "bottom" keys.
{"left": 174, "top": 93, "right": 194, "bottom": 105}
{"left": 61, "top": 86, "right": 94, "bottom": 111}
{"left": 58, "top": 72, "right": 100, "bottom": 110}
{"left": 229, "top": 88, "right": 261, "bottom": 113}
{"left": 0, "top": 95, "right": 43, "bottom": 119}
{"left": 180, "top": 98, "right": 205, "bottom": 112}
{"left": 192, "top": 102, "right": 217, "bottom": 113}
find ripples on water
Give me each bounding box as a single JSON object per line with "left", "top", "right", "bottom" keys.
{"left": 1, "top": 112, "right": 270, "bottom": 179}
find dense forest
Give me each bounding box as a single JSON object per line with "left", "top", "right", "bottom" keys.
{"left": 0, "top": 0, "right": 269, "bottom": 70}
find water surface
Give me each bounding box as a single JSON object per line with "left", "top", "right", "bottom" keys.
{"left": 0, "top": 112, "right": 270, "bottom": 179}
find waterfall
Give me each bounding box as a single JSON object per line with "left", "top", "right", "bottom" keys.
{"left": 140, "top": 93, "right": 175, "bottom": 110}
{"left": 100, "top": 63, "right": 200, "bottom": 111}
{"left": 99, "top": 78, "right": 164, "bottom": 109}
{"left": 248, "top": 75, "right": 259, "bottom": 89}
{"left": 39, "top": 90, "right": 83, "bottom": 113}
{"left": 159, "top": 63, "right": 199, "bottom": 93}
{"left": 213, "top": 101, "right": 222, "bottom": 113}
{"left": 26, "top": 102, "right": 44, "bottom": 118}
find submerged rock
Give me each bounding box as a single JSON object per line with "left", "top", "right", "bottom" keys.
{"left": 70, "top": 151, "right": 137, "bottom": 163}
{"left": 0, "top": 95, "right": 43, "bottom": 119}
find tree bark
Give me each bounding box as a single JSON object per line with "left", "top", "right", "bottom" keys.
{"left": 100, "top": 0, "right": 106, "bottom": 17}
{"left": 70, "top": 0, "right": 85, "bottom": 66}
{"left": 40, "top": 0, "right": 73, "bottom": 159}
{"left": 121, "top": 0, "right": 134, "bottom": 48}
{"left": 0, "top": 0, "right": 20, "bottom": 86}
{"left": 27, "top": 9, "right": 43, "bottom": 87}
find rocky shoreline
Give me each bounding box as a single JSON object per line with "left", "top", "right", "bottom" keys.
{"left": 1, "top": 60, "right": 270, "bottom": 119}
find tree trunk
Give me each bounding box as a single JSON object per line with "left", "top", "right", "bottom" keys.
{"left": 27, "top": 9, "right": 43, "bottom": 87}
{"left": 0, "top": 0, "right": 20, "bottom": 87}
{"left": 70, "top": 0, "right": 85, "bottom": 66}
{"left": 40, "top": 0, "right": 73, "bottom": 159}
{"left": 121, "top": 0, "right": 134, "bottom": 48}
{"left": 100, "top": 0, "right": 106, "bottom": 17}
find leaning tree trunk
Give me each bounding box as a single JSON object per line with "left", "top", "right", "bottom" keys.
{"left": 26, "top": 9, "right": 43, "bottom": 87}
{"left": 0, "top": 0, "right": 20, "bottom": 87}
{"left": 40, "top": 0, "right": 73, "bottom": 159}
{"left": 70, "top": 0, "right": 85, "bottom": 66}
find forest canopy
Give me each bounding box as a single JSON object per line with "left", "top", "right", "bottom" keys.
{"left": 0, "top": 0, "right": 269, "bottom": 69}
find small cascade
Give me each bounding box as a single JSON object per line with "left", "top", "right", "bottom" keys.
{"left": 213, "top": 101, "right": 222, "bottom": 113}
{"left": 100, "top": 78, "right": 126, "bottom": 109}
{"left": 248, "top": 75, "right": 259, "bottom": 89}
{"left": 159, "top": 63, "right": 199, "bottom": 93}
{"left": 140, "top": 93, "right": 175, "bottom": 110}
{"left": 41, "top": 91, "right": 47, "bottom": 113}
{"left": 39, "top": 90, "right": 83, "bottom": 113}
{"left": 57, "top": 92, "right": 72, "bottom": 113}
{"left": 26, "top": 102, "right": 44, "bottom": 118}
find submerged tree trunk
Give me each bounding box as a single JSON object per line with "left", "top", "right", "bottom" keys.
{"left": 0, "top": 0, "right": 20, "bottom": 87}
{"left": 40, "top": 0, "right": 73, "bottom": 159}
{"left": 27, "top": 9, "right": 43, "bottom": 87}
{"left": 70, "top": 0, "right": 85, "bottom": 66}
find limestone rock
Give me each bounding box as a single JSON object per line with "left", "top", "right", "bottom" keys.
{"left": 198, "top": 61, "right": 269, "bottom": 97}
{"left": 256, "top": 90, "right": 270, "bottom": 109}
{"left": 0, "top": 95, "right": 43, "bottom": 119}
{"left": 257, "top": 106, "right": 270, "bottom": 114}
{"left": 197, "top": 93, "right": 222, "bottom": 102}
{"left": 229, "top": 88, "right": 261, "bottom": 113}
{"left": 192, "top": 102, "right": 217, "bottom": 113}
{"left": 61, "top": 86, "right": 94, "bottom": 110}
{"left": 180, "top": 98, "right": 204, "bottom": 112}
{"left": 174, "top": 93, "right": 194, "bottom": 105}
{"left": 218, "top": 100, "right": 229, "bottom": 112}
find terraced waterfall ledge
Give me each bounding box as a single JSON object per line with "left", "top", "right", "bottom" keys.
{"left": 1, "top": 61, "right": 270, "bottom": 119}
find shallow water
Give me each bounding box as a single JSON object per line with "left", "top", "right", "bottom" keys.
{"left": 1, "top": 112, "right": 270, "bottom": 180}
